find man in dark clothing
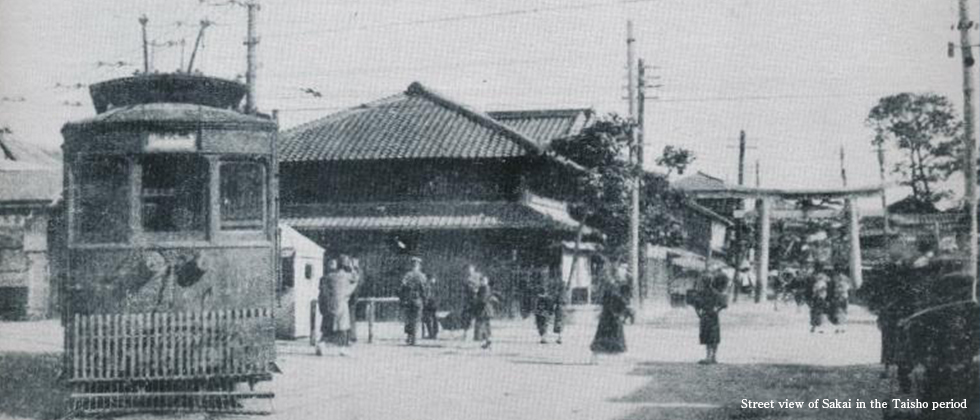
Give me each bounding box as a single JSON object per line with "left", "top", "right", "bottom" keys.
{"left": 347, "top": 258, "right": 361, "bottom": 343}
{"left": 460, "top": 264, "right": 482, "bottom": 341}
{"left": 421, "top": 275, "right": 439, "bottom": 339}
{"left": 532, "top": 267, "right": 566, "bottom": 344}
{"left": 399, "top": 257, "right": 427, "bottom": 346}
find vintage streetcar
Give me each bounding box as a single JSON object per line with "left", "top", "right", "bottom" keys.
{"left": 60, "top": 73, "right": 279, "bottom": 415}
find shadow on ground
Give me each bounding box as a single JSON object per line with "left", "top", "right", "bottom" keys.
{"left": 613, "top": 362, "right": 886, "bottom": 420}
{"left": 0, "top": 352, "right": 70, "bottom": 420}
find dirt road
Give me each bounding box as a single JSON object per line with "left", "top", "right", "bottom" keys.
{"left": 0, "top": 303, "right": 889, "bottom": 420}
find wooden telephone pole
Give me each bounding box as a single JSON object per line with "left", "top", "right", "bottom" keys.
{"left": 956, "top": 0, "right": 978, "bottom": 300}
{"left": 738, "top": 130, "right": 747, "bottom": 186}
{"left": 626, "top": 20, "right": 641, "bottom": 307}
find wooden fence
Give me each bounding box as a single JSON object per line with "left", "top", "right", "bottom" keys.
{"left": 69, "top": 308, "right": 275, "bottom": 382}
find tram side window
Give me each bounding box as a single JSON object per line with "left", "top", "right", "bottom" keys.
{"left": 140, "top": 155, "right": 208, "bottom": 233}
{"left": 75, "top": 156, "right": 129, "bottom": 243}
{"left": 220, "top": 161, "right": 265, "bottom": 230}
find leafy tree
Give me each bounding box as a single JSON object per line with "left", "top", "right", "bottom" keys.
{"left": 656, "top": 145, "right": 696, "bottom": 177}
{"left": 866, "top": 93, "right": 963, "bottom": 205}
{"left": 551, "top": 114, "right": 687, "bottom": 258}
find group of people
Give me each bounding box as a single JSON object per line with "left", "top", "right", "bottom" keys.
{"left": 313, "top": 254, "right": 727, "bottom": 366}
{"left": 864, "top": 236, "right": 977, "bottom": 401}
{"left": 399, "top": 259, "right": 495, "bottom": 349}
{"left": 316, "top": 255, "right": 362, "bottom": 356}
{"left": 806, "top": 264, "right": 852, "bottom": 334}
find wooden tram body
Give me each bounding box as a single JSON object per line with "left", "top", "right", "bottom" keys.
{"left": 60, "top": 74, "right": 279, "bottom": 415}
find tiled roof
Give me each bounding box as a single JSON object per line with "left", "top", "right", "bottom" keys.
{"left": 0, "top": 167, "right": 61, "bottom": 203}
{"left": 280, "top": 82, "right": 543, "bottom": 163}
{"left": 282, "top": 201, "right": 582, "bottom": 232}
{"left": 488, "top": 108, "right": 593, "bottom": 148}
{"left": 684, "top": 201, "right": 734, "bottom": 226}
{"left": 0, "top": 133, "right": 61, "bottom": 167}
{"left": 673, "top": 171, "right": 728, "bottom": 191}
{"left": 0, "top": 133, "right": 61, "bottom": 204}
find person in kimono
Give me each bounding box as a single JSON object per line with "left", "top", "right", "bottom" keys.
{"left": 695, "top": 271, "right": 729, "bottom": 364}
{"left": 459, "top": 263, "right": 483, "bottom": 340}
{"left": 329, "top": 255, "right": 357, "bottom": 350}
{"left": 472, "top": 274, "right": 495, "bottom": 349}
{"left": 590, "top": 261, "right": 632, "bottom": 359}
{"left": 532, "top": 267, "right": 566, "bottom": 344}
{"left": 827, "top": 270, "right": 851, "bottom": 333}
{"left": 421, "top": 275, "right": 440, "bottom": 339}
{"left": 399, "top": 257, "right": 427, "bottom": 346}
{"left": 316, "top": 258, "right": 338, "bottom": 355}
{"left": 809, "top": 265, "right": 830, "bottom": 333}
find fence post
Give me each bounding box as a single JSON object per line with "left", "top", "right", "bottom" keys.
{"left": 367, "top": 300, "right": 375, "bottom": 344}
{"left": 310, "top": 300, "right": 317, "bottom": 347}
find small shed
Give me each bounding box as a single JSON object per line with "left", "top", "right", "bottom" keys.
{"left": 277, "top": 223, "right": 324, "bottom": 339}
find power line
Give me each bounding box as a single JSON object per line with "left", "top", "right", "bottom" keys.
{"left": 263, "top": 0, "right": 660, "bottom": 39}
{"left": 654, "top": 91, "right": 896, "bottom": 103}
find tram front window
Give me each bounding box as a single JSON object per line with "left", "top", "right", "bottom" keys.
{"left": 220, "top": 161, "right": 265, "bottom": 230}
{"left": 141, "top": 155, "right": 208, "bottom": 234}
{"left": 75, "top": 156, "right": 129, "bottom": 243}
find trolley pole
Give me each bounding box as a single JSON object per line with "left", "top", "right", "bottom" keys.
{"left": 139, "top": 15, "right": 149, "bottom": 74}
{"left": 245, "top": 1, "right": 260, "bottom": 114}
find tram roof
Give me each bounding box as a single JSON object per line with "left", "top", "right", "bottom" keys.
{"left": 62, "top": 102, "right": 277, "bottom": 133}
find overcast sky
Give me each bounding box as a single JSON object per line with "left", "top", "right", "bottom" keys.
{"left": 1, "top": 0, "right": 976, "bottom": 209}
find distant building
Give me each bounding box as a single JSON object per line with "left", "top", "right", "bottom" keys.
{"left": 673, "top": 171, "right": 742, "bottom": 219}
{"left": 645, "top": 201, "right": 734, "bottom": 307}
{"left": 276, "top": 223, "right": 325, "bottom": 340}
{"left": 0, "top": 132, "right": 62, "bottom": 320}
{"left": 278, "top": 82, "right": 598, "bottom": 314}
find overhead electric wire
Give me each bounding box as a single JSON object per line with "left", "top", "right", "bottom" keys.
{"left": 263, "top": 0, "right": 662, "bottom": 39}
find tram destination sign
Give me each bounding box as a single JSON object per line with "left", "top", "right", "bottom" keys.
{"left": 147, "top": 131, "right": 197, "bottom": 152}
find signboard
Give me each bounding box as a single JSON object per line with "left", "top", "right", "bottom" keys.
{"left": 147, "top": 132, "right": 197, "bottom": 152}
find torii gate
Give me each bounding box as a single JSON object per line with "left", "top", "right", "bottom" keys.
{"left": 687, "top": 185, "right": 885, "bottom": 301}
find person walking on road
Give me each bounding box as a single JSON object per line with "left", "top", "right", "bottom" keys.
{"left": 399, "top": 257, "right": 427, "bottom": 346}
{"left": 809, "top": 266, "right": 830, "bottom": 333}
{"left": 532, "top": 267, "right": 565, "bottom": 345}
{"left": 472, "top": 274, "right": 495, "bottom": 349}
{"left": 590, "top": 261, "right": 633, "bottom": 360}
{"left": 460, "top": 264, "right": 483, "bottom": 341}
{"left": 421, "top": 275, "right": 440, "bottom": 339}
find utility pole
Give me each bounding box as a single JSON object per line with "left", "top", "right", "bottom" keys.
{"left": 139, "top": 15, "right": 150, "bottom": 74}
{"left": 738, "top": 130, "right": 747, "bottom": 186}
{"left": 727, "top": 130, "right": 755, "bottom": 303}
{"left": 956, "top": 0, "right": 978, "bottom": 300}
{"left": 626, "top": 20, "right": 641, "bottom": 307}
{"left": 875, "top": 144, "right": 890, "bottom": 233}
{"left": 244, "top": 1, "right": 260, "bottom": 114}
{"left": 755, "top": 160, "right": 760, "bottom": 187}
{"left": 839, "top": 144, "right": 848, "bottom": 188}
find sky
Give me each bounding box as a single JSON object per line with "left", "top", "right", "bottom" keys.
{"left": 0, "top": 0, "right": 976, "bottom": 210}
